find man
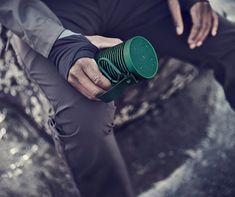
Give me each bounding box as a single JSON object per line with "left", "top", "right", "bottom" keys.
{"left": 0, "top": 0, "right": 234, "bottom": 196}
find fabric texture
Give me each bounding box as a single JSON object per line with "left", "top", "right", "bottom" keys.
{"left": 49, "top": 34, "right": 98, "bottom": 79}
{"left": 0, "top": 0, "right": 65, "bottom": 57}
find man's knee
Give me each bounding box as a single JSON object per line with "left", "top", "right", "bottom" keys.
{"left": 53, "top": 96, "right": 116, "bottom": 136}
{"left": 49, "top": 96, "right": 116, "bottom": 170}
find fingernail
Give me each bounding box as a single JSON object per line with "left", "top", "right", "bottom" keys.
{"left": 212, "top": 30, "right": 217, "bottom": 36}
{"left": 188, "top": 40, "right": 193, "bottom": 44}
{"left": 197, "top": 41, "right": 202, "bottom": 47}
{"left": 176, "top": 27, "right": 183, "bottom": 35}
{"left": 190, "top": 44, "right": 196, "bottom": 49}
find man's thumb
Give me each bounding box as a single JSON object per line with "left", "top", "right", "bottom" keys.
{"left": 86, "top": 35, "right": 123, "bottom": 49}
{"left": 168, "top": 0, "right": 184, "bottom": 35}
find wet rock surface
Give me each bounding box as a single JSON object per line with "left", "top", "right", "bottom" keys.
{"left": 0, "top": 1, "right": 235, "bottom": 196}
{"left": 120, "top": 71, "right": 235, "bottom": 196}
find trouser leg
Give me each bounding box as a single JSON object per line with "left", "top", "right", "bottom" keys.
{"left": 11, "top": 36, "right": 135, "bottom": 197}
{"left": 104, "top": 0, "right": 235, "bottom": 110}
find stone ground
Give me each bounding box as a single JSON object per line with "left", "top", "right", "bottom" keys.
{"left": 123, "top": 71, "right": 235, "bottom": 197}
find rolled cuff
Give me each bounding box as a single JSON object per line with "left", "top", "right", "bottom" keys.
{"left": 48, "top": 34, "right": 98, "bottom": 79}
{"left": 33, "top": 20, "right": 65, "bottom": 58}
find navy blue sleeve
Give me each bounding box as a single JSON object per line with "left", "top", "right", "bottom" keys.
{"left": 48, "top": 34, "right": 98, "bottom": 79}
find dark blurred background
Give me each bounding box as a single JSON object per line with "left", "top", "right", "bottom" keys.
{"left": 0, "top": 0, "right": 235, "bottom": 197}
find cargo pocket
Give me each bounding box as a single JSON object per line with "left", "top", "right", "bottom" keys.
{"left": 48, "top": 117, "right": 65, "bottom": 159}
{"left": 48, "top": 116, "right": 81, "bottom": 159}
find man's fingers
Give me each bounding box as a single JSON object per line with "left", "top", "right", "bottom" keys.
{"left": 98, "top": 37, "right": 123, "bottom": 48}
{"left": 194, "top": 12, "right": 212, "bottom": 47}
{"left": 188, "top": 12, "right": 201, "bottom": 48}
{"left": 193, "top": 5, "right": 212, "bottom": 46}
{"left": 168, "top": 0, "right": 184, "bottom": 35}
{"left": 86, "top": 35, "right": 123, "bottom": 49}
{"left": 188, "top": 2, "right": 218, "bottom": 49}
{"left": 199, "top": 16, "right": 212, "bottom": 45}
{"left": 198, "top": 20, "right": 211, "bottom": 46}
{"left": 71, "top": 78, "right": 99, "bottom": 101}
{"left": 212, "top": 12, "right": 219, "bottom": 36}
{"left": 81, "top": 59, "right": 111, "bottom": 90}
{"left": 68, "top": 58, "right": 110, "bottom": 100}
{"left": 69, "top": 67, "right": 103, "bottom": 100}
{"left": 68, "top": 66, "right": 93, "bottom": 99}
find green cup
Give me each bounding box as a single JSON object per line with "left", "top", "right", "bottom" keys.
{"left": 95, "top": 36, "right": 158, "bottom": 102}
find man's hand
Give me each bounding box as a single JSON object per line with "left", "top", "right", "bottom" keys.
{"left": 68, "top": 36, "right": 122, "bottom": 100}
{"left": 168, "top": 0, "right": 219, "bottom": 49}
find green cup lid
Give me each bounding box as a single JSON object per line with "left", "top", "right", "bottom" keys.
{"left": 124, "top": 36, "right": 158, "bottom": 79}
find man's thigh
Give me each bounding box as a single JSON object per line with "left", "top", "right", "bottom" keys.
{"left": 105, "top": 0, "right": 235, "bottom": 108}
{"left": 42, "top": 0, "right": 103, "bottom": 35}
{"left": 105, "top": 0, "right": 235, "bottom": 66}
{"left": 11, "top": 34, "right": 116, "bottom": 136}
{"left": 43, "top": 0, "right": 235, "bottom": 108}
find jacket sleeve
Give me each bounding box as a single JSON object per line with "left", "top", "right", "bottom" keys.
{"left": 0, "top": 0, "right": 65, "bottom": 57}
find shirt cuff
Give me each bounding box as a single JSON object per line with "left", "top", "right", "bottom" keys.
{"left": 48, "top": 33, "right": 98, "bottom": 79}
{"left": 58, "top": 29, "right": 81, "bottom": 39}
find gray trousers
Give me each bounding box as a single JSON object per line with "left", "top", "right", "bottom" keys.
{"left": 11, "top": 0, "right": 235, "bottom": 196}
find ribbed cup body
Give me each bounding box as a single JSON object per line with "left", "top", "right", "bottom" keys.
{"left": 96, "top": 36, "right": 158, "bottom": 83}
{"left": 96, "top": 42, "right": 127, "bottom": 82}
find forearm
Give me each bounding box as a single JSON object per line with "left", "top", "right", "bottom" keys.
{"left": 0, "top": 0, "right": 65, "bottom": 57}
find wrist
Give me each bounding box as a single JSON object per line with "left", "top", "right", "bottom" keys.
{"left": 49, "top": 33, "right": 98, "bottom": 79}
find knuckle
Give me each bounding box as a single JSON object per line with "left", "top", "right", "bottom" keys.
{"left": 70, "top": 65, "right": 78, "bottom": 72}
{"left": 76, "top": 58, "right": 85, "bottom": 65}
{"left": 68, "top": 72, "right": 76, "bottom": 81}
{"left": 95, "top": 35, "right": 102, "bottom": 40}
{"left": 68, "top": 76, "right": 74, "bottom": 84}
{"left": 93, "top": 75, "right": 101, "bottom": 84}
{"left": 91, "top": 89, "right": 99, "bottom": 97}
{"left": 114, "top": 38, "right": 122, "bottom": 43}
{"left": 69, "top": 65, "right": 77, "bottom": 74}
{"left": 69, "top": 74, "right": 82, "bottom": 86}
{"left": 81, "top": 63, "right": 89, "bottom": 71}
{"left": 69, "top": 69, "right": 80, "bottom": 80}
{"left": 95, "top": 36, "right": 103, "bottom": 43}
{"left": 78, "top": 58, "right": 91, "bottom": 66}
{"left": 194, "top": 24, "right": 201, "bottom": 30}
{"left": 82, "top": 59, "right": 97, "bottom": 71}
{"left": 90, "top": 59, "right": 99, "bottom": 68}
{"left": 87, "top": 95, "right": 94, "bottom": 100}
{"left": 89, "top": 35, "right": 100, "bottom": 41}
